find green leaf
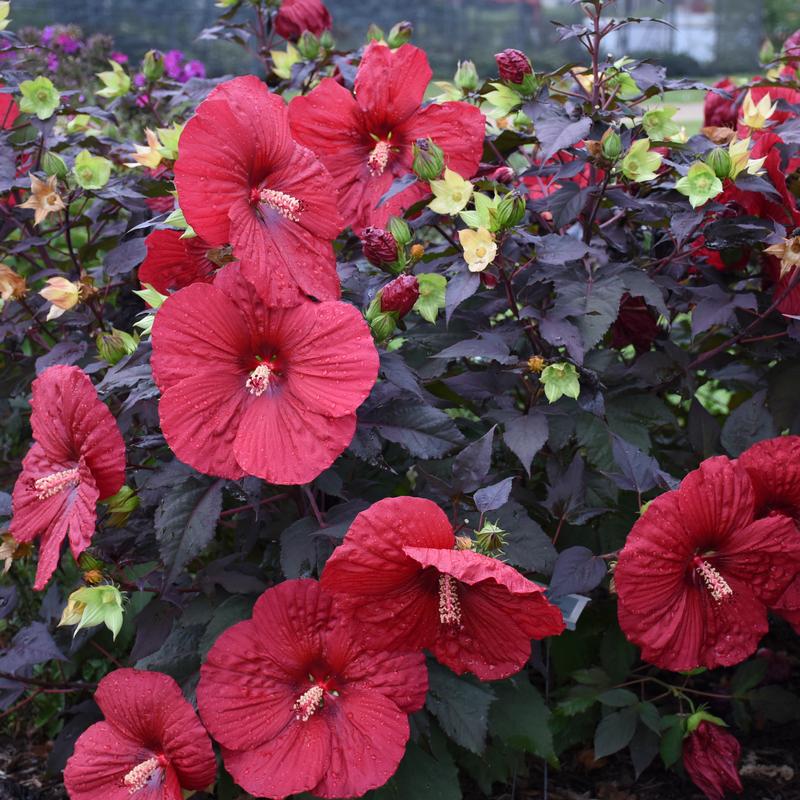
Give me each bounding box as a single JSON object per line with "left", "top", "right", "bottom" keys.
{"left": 413, "top": 273, "right": 447, "bottom": 323}
{"left": 638, "top": 701, "right": 661, "bottom": 735}
{"left": 598, "top": 689, "right": 638, "bottom": 707}
{"left": 199, "top": 595, "right": 253, "bottom": 658}
{"left": 659, "top": 714, "right": 685, "bottom": 768}
{"left": 593, "top": 707, "right": 638, "bottom": 758}
{"left": 490, "top": 676, "right": 557, "bottom": 765}
{"left": 730, "top": 658, "right": 768, "bottom": 696}
{"left": 154, "top": 475, "right": 225, "bottom": 586}
{"left": 366, "top": 742, "right": 461, "bottom": 800}
{"left": 747, "top": 685, "right": 800, "bottom": 724}
{"left": 426, "top": 662, "right": 495, "bottom": 754}
{"left": 135, "top": 623, "right": 203, "bottom": 682}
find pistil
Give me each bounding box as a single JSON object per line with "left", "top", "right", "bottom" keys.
{"left": 293, "top": 684, "right": 325, "bottom": 722}
{"left": 246, "top": 362, "right": 273, "bottom": 396}
{"left": 123, "top": 755, "right": 165, "bottom": 793}
{"left": 368, "top": 140, "right": 391, "bottom": 177}
{"left": 693, "top": 557, "right": 733, "bottom": 602}
{"left": 34, "top": 468, "right": 80, "bottom": 500}
{"left": 256, "top": 188, "right": 304, "bottom": 222}
{"left": 438, "top": 574, "right": 462, "bottom": 626}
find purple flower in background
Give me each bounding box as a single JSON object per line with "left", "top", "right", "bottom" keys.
{"left": 133, "top": 72, "right": 147, "bottom": 88}
{"left": 135, "top": 94, "right": 150, "bottom": 108}
{"left": 163, "top": 49, "right": 185, "bottom": 79}
{"left": 47, "top": 53, "right": 59, "bottom": 72}
{"left": 182, "top": 60, "right": 206, "bottom": 80}
{"left": 41, "top": 26, "right": 55, "bottom": 45}
{"left": 56, "top": 33, "right": 81, "bottom": 54}
{"left": 110, "top": 52, "right": 129, "bottom": 64}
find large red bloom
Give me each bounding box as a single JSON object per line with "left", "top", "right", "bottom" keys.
{"left": 150, "top": 263, "right": 378, "bottom": 485}
{"left": 320, "top": 497, "right": 565, "bottom": 680}
{"left": 738, "top": 436, "right": 800, "bottom": 632}
{"left": 174, "top": 76, "right": 344, "bottom": 306}
{"left": 288, "top": 43, "right": 485, "bottom": 233}
{"left": 138, "top": 229, "right": 219, "bottom": 294}
{"left": 615, "top": 456, "right": 800, "bottom": 671}
{"left": 64, "top": 668, "right": 216, "bottom": 800}
{"left": 275, "top": 0, "right": 332, "bottom": 41}
{"left": 10, "top": 366, "right": 125, "bottom": 590}
{"left": 197, "top": 579, "right": 427, "bottom": 799}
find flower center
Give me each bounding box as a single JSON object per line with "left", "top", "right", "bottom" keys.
{"left": 34, "top": 467, "right": 80, "bottom": 500}
{"left": 293, "top": 684, "right": 325, "bottom": 722}
{"left": 438, "top": 574, "right": 462, "bottom": 626}
{"left": 693, "top": 556, "right": 733, "bottom": 602}
{"left": 123, "top": 755, "right": 166, "bottom": 793}
{"left": 368, "top": 140, "right": 391, "bottom": 177}
{"left": 255, "top": 188, "right": 304, "bottom": 222}
{"left": 475, "top": 246, "right": 487, "bottom": 258}
{"left": 245, "top": 362, "right": 273, "bottom": 396}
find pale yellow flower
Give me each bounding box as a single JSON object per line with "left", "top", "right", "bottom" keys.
{"left": 429, "top": 168, "right": 473, "bottom": 215}
{"left": 125, "top": 128, "right": 163, "bottom": 169}
{"left": 19, "top": 174, "right": 65, "bottom": 226}
{"left": 741, "top": 90, "right": 777, "bottom": 129}
{"left": 766, "top": 236, "right": 800, "bottom": 278}
{"left": 728, "top": 136, "right": 766, "bottom": 179}
{"left": 0, "top": 264, "right": 27, "bottom": 301}
{"left": 459, "top": 227, "right": 497, "bottom": 272}
{"left": 39, "top": 276, "right": 80, "bottom": 320}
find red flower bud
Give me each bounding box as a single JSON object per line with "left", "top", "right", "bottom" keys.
{"left": 275, "top": 0, "right": 332, "bottom": 42}
{"left": 610, "top": 294, "right": 659, "bottom": 354}
{"left": 361, "top": 227, "right": 398, "bottom": 265}
{"left": 703, "top": 78, "right": 740, "bottom": 129}
{"left": 682, "top": 722, "right": 743, "bottom": 800}
{"left": 380, "top": 275, "right": 419, "bottom": 318}
{"left": 784, "top": 29, "right": 800, "bottom": 70}
{"left": 495, "top": 49, "right": 532, "bottom": 85}
{"left": 486, "top": 166, "right": 515, "bottom": 183}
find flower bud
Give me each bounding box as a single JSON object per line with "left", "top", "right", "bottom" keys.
{"left": 495, "top": 48, "right": 532, "bottom": 85}
{"left": 759, "top": 38, "right": 776, "bottom": 64}
{"left": 41, "top": 151, "right": 68, "bottom": 179}
{"left": 682, "top": 721, "right": 743, "bottom": 800}
{"left": 527, "top": 355, "right": 545, "bottom": 373}
{"left": 387, "top": 21, "right": 413, "bottom": 48}
{"left": 601, "top": 129, "right": 622, "bottom": 160}
{"left": 475, "top": 521, "right": 506, "bottom": 555}
{"left": 361, "top": 227, "right": 398, "bottom": 265}
{"left": 380, "top": 274, "right": 419, "bottom": 318}
{"left": 96, "top": 327, "right": 138, "bottom": 365}
{"left": 142, "top": 49, "right": 165, "bottom": 81}
{"left": 486, "top": 165, "right": 515, "bottom": 183}
{"left": 106, "top": 485, "right": 140, "bottom": 527}
{"left": 0, "top": 264, "right": 27, "bottom": 301}
{"left": 388, "top": 216, "right": 412, "bottom": 247}
{"left": 412, "top": 138, "right": 445, "bottom": 182}
{"left": 366, "top": 23, "right": 384, "bottom": 42}
{"left": 410, "top": 243, "right": 425, "bottom": 262}
{"left": 705, "top": 147, "right": 732, "bottom": 179}
{"left": 370, "top": 310, "right": 397, "bottom": 341}
{"left": 495, "top": 192, "right": 525, "bottom": 229}
{"left": 319, "top": 30, "right": 335, "bottom": 50}
{"left": 297, "top": 31, "right": 320, "bottom": 60}
{"left": 454, "top": 60, "right": 479, "bottom": 92}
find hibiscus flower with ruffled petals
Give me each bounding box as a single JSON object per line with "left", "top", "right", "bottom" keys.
{"left": 150, "top": 263, "right": 378, "bottom": 485}
{"left": 288, "top": 42, "right": 485, "bottom": 233}
{"left": 738, "top": 436, "right": 800, "bottom": 632}
{"left": 615, "top": 456, "right": 800, "bottom": 671}
{"left": 320, "top": 496, "right": 565, "bottom": 680}
{"left": 174, "top": 75, "right": 344, "bottom": 306}
{"left": 197, "top": 578, "right": 427, "bottom": 799}
{"left": 10, "top": 366, "right": 125, "bottom": 590}
{"left": 138, "top": 229, "right": 222, "bottom": 294}
{"left": 64, "top": 668, "right": 216, "bottom": 800}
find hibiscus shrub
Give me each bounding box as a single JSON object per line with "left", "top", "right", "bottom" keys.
{"left": 3, "top": 1, "right": 800, "bottom": 798}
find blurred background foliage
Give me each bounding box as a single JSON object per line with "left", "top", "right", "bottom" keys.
{"left": 9, "top": 0, "right": 795, "bottom": 79}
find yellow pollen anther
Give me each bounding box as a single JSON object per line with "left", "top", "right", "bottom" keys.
{"left": 293, "top": 684, "right": 325, "bottom": 722}
{"left": 258, "top": 188, "right": 303, "bottom": 222}
{"left": 246, "top": 363, "right": 273, "bottom": 397}
{"left": 438, "top": 574, "right": 462, "bottom": 626}
{"left": 34, "top": 468, "right": 80, "bottom": 500}
{"left": 368, "top": 140, "right": 391, "bottom": 177}
{"left": 123, "top": 756, "right": 161, "bottom": 793}
{"left": 694, "top": 558, "right": 733, "bottom": 602}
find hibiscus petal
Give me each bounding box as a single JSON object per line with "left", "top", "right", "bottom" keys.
{"left": 343, "top": 648, "right": 428, "bottom": 714}
{"left": 221, "top": 717, "right": 330, "bottom": 800}
{"left": 198, "top": 619, "right": 298, "bottom": 752}
{"left": 150, "top": 282, "right": 250, "bottom": 394}
{"left": 234, "top": 395, "right": 356, "bottom": 485}
{"left": 311, "top": 689, "right": 410, "bottom": 799}
{"left": 138, "top": 229, "right": 216, "bottom": 294}
{"left": 738, "top": 435, "right": 800, "bottom": 522}
{"left": 354, "top": 43, "right": 432, "bottom": 130}
{"left": 174, "top": 76, "right": 294, "bottom": 245}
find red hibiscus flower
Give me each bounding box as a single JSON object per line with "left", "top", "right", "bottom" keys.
{"left": 738, "top": 436, "right": 800, "bottom": 632}
{"left": 275, "top": 0, "right": 332, "bottom": 41}
{"left": 682, "top": 721, "right": 743, "bottom": 800}
{"left": 150, "top": 263, "right": 378, "bottom": 485}
{"left": 174, "top": 76, "right": 344, "bottom": 306}
{"left": 615, "top": 456, "right": 800, "bottom": 671}
{"left": 703, "top": 78, "right": 740, "bottom": 128}
{"left": 10, "top": 366, "right": 125, "bottom": 590}
{"left": 64, "top": 668, "right": 216, "bottom": 800}
{"left": 610, "top": 294, "right": 659, "bottom": 354}
{"left": 0, "top": 86, "right": 19, "bottom": 130}
{"left": 320, "top": 497, "right": 565, "bottom": 680}
{"left": 288, "top": 43, "right": 485, "bottom": 233}
{"left": 138, "top": 229, "right": 219, "bottom": 294}
{"left": 197, "top": 579, "right": 427, "bottom": 799}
